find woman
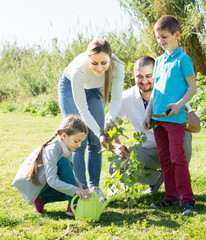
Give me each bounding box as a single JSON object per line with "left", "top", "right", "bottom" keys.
{"left": 58, "top": 39, "right": 125, "bottom": 202}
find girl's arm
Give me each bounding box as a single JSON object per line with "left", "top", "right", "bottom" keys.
{"left": 42, "top": 146, "right": 79, "bottom": 197}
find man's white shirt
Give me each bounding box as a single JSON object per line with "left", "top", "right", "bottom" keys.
{"left": 117, "top": 85, "right": 192, "bottom": 148}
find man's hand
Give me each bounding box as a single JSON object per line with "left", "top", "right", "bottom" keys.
{"left": 143, "top": 116, "right": 151, "bottom": 130}
{"left": 185, "top": 105, "right": 189, "bottom": 122}
{"left": 114, "top": 144, "right": 129, "bottom": 158}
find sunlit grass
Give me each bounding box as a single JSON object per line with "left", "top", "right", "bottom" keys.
{"left": 0, "top": 112, "right": 206, "bottom": 239}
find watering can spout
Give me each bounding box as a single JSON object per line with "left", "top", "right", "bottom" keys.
{"left": 100, "top": 194, "right": 120, "bottom": 215}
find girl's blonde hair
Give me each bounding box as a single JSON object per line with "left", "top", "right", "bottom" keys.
{"left": 28, "top": 115, "right": 88, "bottom": 185}
{"left": 87, "top": 39, "right": 123, "bottom": 105}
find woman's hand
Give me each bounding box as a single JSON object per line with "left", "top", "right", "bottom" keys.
{"left": 99, "top": 134, "right": 107, "bottom": 147}
{"left": 75, "top": 189, "right": 91, "bottom": 201}
{"left": 104, "top": 118, "right": 114, "bottom": 133}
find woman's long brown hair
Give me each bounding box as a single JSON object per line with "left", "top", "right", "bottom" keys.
{"left": 87, "top": 39, "right": 124, "bottom": 105}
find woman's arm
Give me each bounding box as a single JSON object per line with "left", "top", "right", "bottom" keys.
{"left": 71, "top": 72, "right": 101, "bottom": 136}
{"left": 106, "top": 61, "right": 125, "bottom": 127}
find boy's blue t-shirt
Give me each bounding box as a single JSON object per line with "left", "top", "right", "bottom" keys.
{"left": 152, "top": 47, "right": 194, "bottom": 124}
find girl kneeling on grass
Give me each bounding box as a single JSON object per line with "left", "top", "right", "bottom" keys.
{"left": 12, "top": 115, "right": 90, "bottom": 216}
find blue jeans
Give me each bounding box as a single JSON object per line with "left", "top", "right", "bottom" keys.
{"left": 39, "top": 157, "right": 77, "bottom": 204}
{"left": 58, "top": 74, "right": 104, "bottom": 188}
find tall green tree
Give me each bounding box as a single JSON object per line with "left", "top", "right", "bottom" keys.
{"left": 118, "top": 0, "right": 206, "bottom": 75}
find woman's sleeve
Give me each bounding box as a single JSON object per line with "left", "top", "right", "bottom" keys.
{"left": 71, "top": 71, "right": 101, "bottom": 136}
{"left": 107, "top": 62, "right": 125, "bottom": 122}
{"left": 42, "top": 147, "right": 78, "bottom": 197}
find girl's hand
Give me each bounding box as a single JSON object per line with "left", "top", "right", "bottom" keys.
{"left": 166, "top": 103, "right": 181, "bottom": 116}
{"left": 143, "top": 116, "right": 151, "bottom": 130}
{"left": 75, "top": 189, "right": 91, "bottom": 201}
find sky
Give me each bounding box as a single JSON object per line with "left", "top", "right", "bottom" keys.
{"left": 0, "top": 0, "right": 132, "bottom": 50}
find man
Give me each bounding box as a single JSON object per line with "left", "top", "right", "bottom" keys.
{"left": 109, "top": 56, "right": 201, "bottom": 193}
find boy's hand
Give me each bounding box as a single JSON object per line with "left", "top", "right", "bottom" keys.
{"left": 143, "top": 116, "right": 151, "bottom": 130}
{"left": 166, "top": 103, "right": 181, "bottom": 116}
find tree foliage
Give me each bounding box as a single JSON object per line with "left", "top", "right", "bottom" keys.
{"left": 118, "top": 0, "right": 206, "bottom": 74}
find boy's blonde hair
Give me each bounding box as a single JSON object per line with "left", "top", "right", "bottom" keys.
{"left": 87, "top": 39, "right": 123, "bottom": 105}
{"left": 154, "top": 15, "right": 180, "bottom": 34}
{"left": 28, "top": 115, "right": 88, "bottom": 185}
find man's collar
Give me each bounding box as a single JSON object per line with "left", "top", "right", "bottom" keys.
{"left": 134, "top": 85, "right": 142, "bottom": 99}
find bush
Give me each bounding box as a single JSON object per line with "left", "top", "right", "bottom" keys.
{"left": 190, "top": 73, "right": 206, "bottom": 127}
{"left": 23, "top": 96, "right": 60, "bottom": 116}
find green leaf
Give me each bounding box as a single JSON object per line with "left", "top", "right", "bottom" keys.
{"left": 130, "top": 150, "right": 135, "bottom": 160}
{"left": 117, "top": 119, "right": 123, "bottom": 125}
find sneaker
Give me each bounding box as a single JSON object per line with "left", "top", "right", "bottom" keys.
{"left": 182, "top": 201, "right": 196, "bottom": 215}
{"left": 89, "top": 186, "right": 106, "bottom": 203}
{"left": 151, "top": 199, "right": 180, "bottom": 208}
{"left": 144, "top": 171, "right": 164, "bottom": 194}
{"left": 33, "top": 197, "right": 46, "bottom": 213}
{"left": 66, "top": 204, "right": 76, "bottom": 217}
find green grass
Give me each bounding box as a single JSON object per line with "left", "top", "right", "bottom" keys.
{"left": 0, "top": 112, "right": 206, "bottom": 239}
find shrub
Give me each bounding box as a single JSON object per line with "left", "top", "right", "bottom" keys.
{"left": 191, "top": 73, "right": 206, "bottom": 127}
{"left": 23, "top": 96, "right": 60, "bottom": 116}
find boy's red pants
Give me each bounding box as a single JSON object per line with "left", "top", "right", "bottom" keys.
{"left": 154, "top": 121, "right": 195, "bottom": 204}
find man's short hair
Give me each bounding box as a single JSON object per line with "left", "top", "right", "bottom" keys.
{"left": 134, "top": 56, "right": 155, "bottom": 68}
{"left": 154, "top": 15, "right": 180, "bottom": 34}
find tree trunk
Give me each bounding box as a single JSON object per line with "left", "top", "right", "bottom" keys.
{"left": 182, "top": 34, "right": 206, "bottom": 75}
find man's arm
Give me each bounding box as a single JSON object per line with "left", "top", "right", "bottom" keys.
{"left": 187, "top": 111, "right": 201, "bottom": 133}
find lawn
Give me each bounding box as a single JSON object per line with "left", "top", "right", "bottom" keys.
{"left": 0, "top": 112, "right": 206, "bottom": 239}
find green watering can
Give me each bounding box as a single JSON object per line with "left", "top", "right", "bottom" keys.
{"left": 71, "top": 192, "right": 120, "bottom": 221}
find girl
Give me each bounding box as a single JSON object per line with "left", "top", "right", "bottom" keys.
{"left": 58, "top": 39, "right": 125, "bottom": 202}
{"left": 12, "top": 115, "right": 90, "bottom": 216}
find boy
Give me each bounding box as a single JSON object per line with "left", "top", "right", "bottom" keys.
{"left": 143, "top": 15, "right": 197, "bottom": 215}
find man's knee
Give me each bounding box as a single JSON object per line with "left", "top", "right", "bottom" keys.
{"left": 184, "top": 130, "right": 192, "bottom": 165}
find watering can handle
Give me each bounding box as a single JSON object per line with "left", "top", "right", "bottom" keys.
{"left": 70, "top": 192, "right": 99, "bottom": 214}
{"left": 70, "top": 194, "right": 78, "bottom": 215}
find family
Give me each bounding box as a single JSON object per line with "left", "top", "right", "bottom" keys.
{"left": 13, "top": 15, "right": 201, "bottom": 216}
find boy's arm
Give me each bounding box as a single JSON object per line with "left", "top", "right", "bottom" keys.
{"left": 167, "top": 74, "right": 197, "bottom": 116}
